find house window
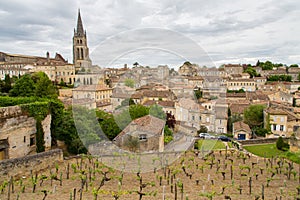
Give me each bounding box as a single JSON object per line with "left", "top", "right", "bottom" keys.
{"left": 139, "top": 134, "right": 147, "bottom": 141}
{"left": 24, "top": 136, "right": 26, "bottom": 143}
{"left": 273, "top": 124, "right": 276, "bottom": 131}
{"left": 206, "top": 117, "right": 210, "bottom": 122}
{"left": 280, "top": 117, "right": 284, "bottom": 122}
{"left": 280, "top": 125, "right": 284, "bottom": 131}
{"left": 192, "top": 116, "right": 195, "bottom": 121}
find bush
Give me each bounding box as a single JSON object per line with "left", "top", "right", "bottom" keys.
{"left": 276, "top": 136, "right": 289, "bottom": 151}
{"left": 255, "top": 128, "right": 269, "bottom": 137}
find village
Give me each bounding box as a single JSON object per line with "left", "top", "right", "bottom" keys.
{"left": 0, "top": 8, "right": 300, "bottom": 200}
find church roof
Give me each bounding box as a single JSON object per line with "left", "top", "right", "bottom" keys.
{"left": 75, "top": 9, "right": 85, "bottom": 36}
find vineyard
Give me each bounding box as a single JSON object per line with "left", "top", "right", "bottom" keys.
{"left": 0, "top": 149, "right": 300, "bottom": 200}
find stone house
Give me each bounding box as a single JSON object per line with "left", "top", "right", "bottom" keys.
{"left": 113, "top": 115, "right": 165, "bottom": 153}
{"left": 233, "top": 121, "right": 251, "bottom": 140}
{"left": 264, "top": 107, "right": 300, "bottom": 137}
{"left": 223, "top": 64, "right": 243, "bottom": 75}
{"left": 143, "top": 100, "right": 175, "bottom": 116}
{"left": 175, "top": 98, "right": 201, "bottom": 130}
{"left": 72, "top": 84, "right": 113, "bottom": 110}
{"left": 227, "top": 79, "right": 256, "bottom": 92}
{"left": 267, "top": 91, "right": 293, "bottom": 105}
{"left": 287, "top": 67, "right": 300, "bottom": 81}
{"left": 0, "top": 106, "right": 51, "bottom": 160}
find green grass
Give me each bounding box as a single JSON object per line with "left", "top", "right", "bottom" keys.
{"left": 243, "top": 143, "right": 284, "bottom": 158}
{"left": 197, "top": 139, "right": 226, "bottom": 150}
{"left": 228, "top": 142, "right": 233, "bottom": 148}
{"left": 243, "top": 143, "right": 300, "bottom": 164}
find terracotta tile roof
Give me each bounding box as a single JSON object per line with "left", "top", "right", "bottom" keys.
{"left": 226, "top": 93, "right": 246, "bottom": 98}
{"left": 229, "top": 103, "right": 250, "bottom": 114}
{"left": 246, "top": 91, "right": 269, "bottom": 101}
{"left": 114, "top": 115, "right": 165, "bottom": 140}
{"left": 73, "top": 84, "right": 112, "bottom": 91}
{"left": 233, "top": 121, "right": 251, "bottom": 132}
{"left": 177, "top": 98, "right": 200, "bottom": 110}
{"left": 142, "top": 100, "right": 175, "bottom": 107}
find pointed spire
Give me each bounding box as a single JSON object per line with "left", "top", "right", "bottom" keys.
{"left": 76, "top": 9, "right": 84, "bottom": 36}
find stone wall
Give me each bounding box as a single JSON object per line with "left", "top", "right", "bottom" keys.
{"left": 239, "top": 137, "right": 289, "bottom": 146}
{"left": 0, "top": 149, "right": 63, "bottom": 180}
{"left": 0, "top": 105, "right": 52, "bottom": 159}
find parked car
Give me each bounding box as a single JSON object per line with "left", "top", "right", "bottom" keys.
{"left": 199, "top": 133, "right": 215, "bottom": 139}
{"left": 273, "top": 134, "right": 286, "bottom": 138}
{"left": 217, "top": 135, "right": 231, "bottom": 142}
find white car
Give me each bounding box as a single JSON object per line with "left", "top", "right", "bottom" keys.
{"left": 199, "top": 133, "right": 215, "bottom": 139}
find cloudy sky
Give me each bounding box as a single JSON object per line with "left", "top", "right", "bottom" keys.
{"left": 1, "top": 0, "right": 300, "bottom": 68}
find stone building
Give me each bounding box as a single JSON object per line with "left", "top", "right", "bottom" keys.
{"left": 0, "top": 51, "right": 75, "bottom": 84}
{"left": 233, "top": 121, "right": 251, "bottom": 140}
{"left": 0, "top": 106, "right": 51, "bottom": 160}
{"left": 113, "top": 115, "right": 165, "bottom": 153}
{"left": 73, "top": 9, "right": 92, "bottom": 71}
{"left": 72, "top": 84, "right": 113, "bottom": 110}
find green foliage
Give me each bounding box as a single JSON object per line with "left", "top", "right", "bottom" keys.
{"left": 33, "top": 72, "right": 57, "bottom": 98}
{"left": 194, "top": 89, "right": 202, "bottom": 99}
{"left": 9, "top": 74, "right": 35, "bottom": 97}
{"left": 35, "top": 119, "right": 45, "bottom": 152}
{"left": 124, "top": 78, "right": 135, "bottom": 88}
{"left": 120, "top": 98, "right": 135, "bottom": 107}
{"left": 72, "top": 106, "right": 103, "bottom": 147}
{"left": 290, "top": 64, "right": 299, "bottom": 68}
{"left": 243, "top": 104, "right": 266, "bottom": 129}
{"left": 244, "top": 66, "right": 258, "bottom": 78}
{"left": 129, "top": 104, "right": 150, "bottom": 119}
{"left": 267, "top": 75, "right": 292, "bottom": 82}
{"left": 227, "top": 89, "right": 245, "bottom": 93}
{"left": 227, "top": 112, "right": 243, "bottom": 133}
{"left": 258, "top": 60, "right": 274, "bottom": 70}
{"left": 9, "top": 72, "right": 57, "bottom": 98}
{"left": 276, "top": 136, "right": 289, "bottom": 151}
{"left": 0, "top": 96, "right": 45, "bottom": 107}
{"left": 255, "top": 127, "right": 269, "bottom": 137}
{"left": 1, "top": 74, "right": 12, "bottom": 93}
{"left": 96, "top": 110, "right": 121, "bottom": 140}
{"left": 149, "top": 104, "right": 166, "bottom": 120}
{"left": 164, "top": 125, "right": 173, "bottom": 144}
{"left": 197, "top": 125, "right": 208, "bottom": 133}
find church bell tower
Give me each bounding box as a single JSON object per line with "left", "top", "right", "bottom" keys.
{"left": 73, "top": 9, "right": 92, "bottom": 71}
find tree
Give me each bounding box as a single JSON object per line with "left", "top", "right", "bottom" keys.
{"left": 33, "top": 72, "right": 57, "bottom": 98}
{"left": 276, "top": 136, "right": 289, "bottom": 151}
{"left": 55, "top": 107, "right": 87, "bottom": 154}
{"left": 133, "top": 62, "right": 139, "bottom": 67}
{"left": 9, "top": 74, "right": 35, "bottom": 97}
{"left": 124, "top": 78, "right": 135, "bottom": 88}
{"left": 96, "top": 110, "right": 121, "bottom": 140}
{"left": 120, "top": 98, "right": 135, "bottom": 107}
{"left": 183, "top": 61, "right": 192, "bottom": 66}
{"left": 244, "top": 67, "right": 258, "bottom": 78}
{"left": 194, "top": 89, "right": 203, "bottom": 99}
{"left": 290, "top": 64, "right": 299, "bottom": 68}
{"left": 255, "top": 127, "right": 269, "bottom": 137}
{"left": 2, "top": 74, "right": 12, "bottom": 93}
{"left": 243, "top": 104, "right": 266, "bottom": 129}
{"left": 298, "top": 73, "right": 300, "bottom": 81}
{"left": 129, "top": 104, "right": 149, "bottom": 120}
{"left": 197, "top": 125, "right": 208, "bottom": 134}
{"left": 149, "top": 104, "right": 166, "bottom": 120}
